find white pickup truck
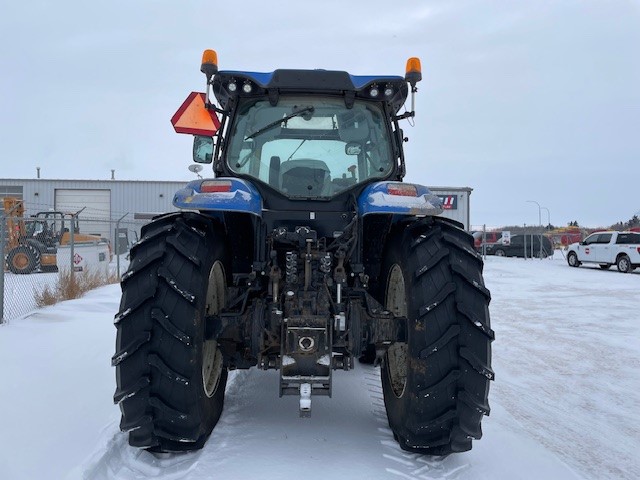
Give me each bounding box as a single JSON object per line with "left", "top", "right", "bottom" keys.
{"left": 566, "top": 231, "right": 640, "bottom": 273}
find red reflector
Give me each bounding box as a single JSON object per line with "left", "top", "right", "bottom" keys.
{"left": 637, "top": 247, "right": 640, "bottom": 254}
{"left": 387, "top": 184, "right": 418, "bottom": 197}
{"left": 201, "top": 181, "right": 232, "bottom": 193}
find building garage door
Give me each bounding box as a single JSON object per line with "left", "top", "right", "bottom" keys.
{"left": 55, "top": 189, "right": 111, "bottom": 241}
{"left": 0, "top": 185, "right": 24, "bottom": 200}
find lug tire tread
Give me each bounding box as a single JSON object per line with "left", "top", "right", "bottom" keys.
{"left": 381, "top": 217, "right": 493, "bottom": 456}
{"left": 114, "top": 212, "right": 228, "bottom": 452}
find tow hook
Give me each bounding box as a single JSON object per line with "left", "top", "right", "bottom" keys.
{"left": 299, "top": 383, "right": 312, "bottom": 417}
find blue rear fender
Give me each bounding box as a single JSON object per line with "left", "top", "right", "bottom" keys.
{"left": 358, "top": 181, "right": 443, "bottom": 217}
{"left": 173, "top": 178, "right": 263, "bottom": 216}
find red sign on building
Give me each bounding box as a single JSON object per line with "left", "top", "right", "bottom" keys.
{"left": 438, "top": 195, "right": 458, "bottom": 210}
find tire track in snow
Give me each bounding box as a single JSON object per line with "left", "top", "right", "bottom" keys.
{"left": 362, "top": 366, "right": 471, "bottom": 480}
{"left": 78, "top": 367, "right": 473, "bottom": 479}
{"left": 72, "top": 372, "right": 248, "bottom": 479}
{"left": 72, "top": 431, "right": 201, "bottom": 480}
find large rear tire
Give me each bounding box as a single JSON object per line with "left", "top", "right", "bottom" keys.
{"left": 113, "top": 212, "right": 229, "bottom": 452}
{"left": 7, "top": 245, "right": 40, "bottom": 274}
{"left": 380, "top": 217, "right": 494, "bottom": 455}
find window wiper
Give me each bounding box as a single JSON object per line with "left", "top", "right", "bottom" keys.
{"left": 244, "top": 106, "right": 314, "bottom": 140}
{"left": 286, "top": 139, "right": 306, "bottom": 161}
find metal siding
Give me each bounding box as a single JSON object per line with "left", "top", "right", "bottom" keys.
{"left": 55, "top": 189, "right": 112, "bottom": 240}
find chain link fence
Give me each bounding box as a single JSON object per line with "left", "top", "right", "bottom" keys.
{"left": 1, "top": 213, "right": 149, "bottom": 323}
{"left": 472, "top": 224, "right": 566, "bottom": 259}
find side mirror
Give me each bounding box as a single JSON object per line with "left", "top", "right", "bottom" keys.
{"left": 193, "top": 135, "right": 214, "bottom": 164}
{"left": 344, "top": 142, "right": 362, "bottom": 155}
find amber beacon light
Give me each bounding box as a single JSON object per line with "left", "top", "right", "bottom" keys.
{"left": 200, "top": 49, "right": 219, "bottom": 105}
{"left": 201, "top": 49, "right": 218, "bottom": 78}
{"left": 405, "top": 57, "right": 422, "bottom": 86}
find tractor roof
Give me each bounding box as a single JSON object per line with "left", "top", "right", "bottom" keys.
{"left": 212, "top": 69, "right": 409, "bottom": 114}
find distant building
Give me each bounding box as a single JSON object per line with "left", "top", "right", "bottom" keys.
{"left": 0, "top": 178, "right": 183, "bottom": 251}
{"left": 1, "top": 179, "right": 473, "bottom": 249}
{"left": 429, "top": 186, "right": 473, "bottom": 231}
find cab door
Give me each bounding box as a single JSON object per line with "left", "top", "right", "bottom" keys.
{"left": 593, "top": 233, "right": 613, "bottom": 263}
{"left": 578, "top": 233, "right": 599, "bottom": 262}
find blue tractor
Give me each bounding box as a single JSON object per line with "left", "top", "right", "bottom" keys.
{"left": 113, "top": 50, "right": 494, "bottom": 455}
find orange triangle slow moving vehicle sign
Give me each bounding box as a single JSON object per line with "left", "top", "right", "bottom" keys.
{"left": 170, "top": 92, "right": 221, "bottom": 136}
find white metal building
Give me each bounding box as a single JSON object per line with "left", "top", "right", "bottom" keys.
{"left": 1, "top": 179, "right": 473, "bottom": 246}
{"left": 429, "top": 186, "right": 473, "bottom": 230}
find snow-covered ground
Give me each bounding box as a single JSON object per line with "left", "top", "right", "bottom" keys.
{"left": 1, "top": 253, "right": 638, "bottom": 480}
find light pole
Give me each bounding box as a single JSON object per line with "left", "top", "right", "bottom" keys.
{"left": 526, "top": 200, "right": 542, "bottom": 258}
{"left": 541, "top": 207, "right": 550, "bottom": 229}
{"left": 526, "top": 200, "right": 542, "bottom": 226}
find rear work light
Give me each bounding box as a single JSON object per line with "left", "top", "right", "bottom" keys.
{"left": 387, "top": 184, "right": 418, "bottom": 197}
{"left": 201, "top": 180, "right": 232, "bottom": 193}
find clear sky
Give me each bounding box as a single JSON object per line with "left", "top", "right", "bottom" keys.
{"left": 1, "top": 1, "right": 639, "bottom": 228}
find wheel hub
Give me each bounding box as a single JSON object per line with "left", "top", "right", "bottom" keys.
{"left": 203, "top": 261, "right": 225, "bottom": 398}
{"left": 202, "top": 340, "right": 223, "bottom": 397}
{"left": 619, "top": 257, "right": 630, "bottom": 272}
{"left": 386, "top": 264, "right": 408, "bottom": 398}
{"left": 13, "top": 253, "right": 29, "bottom": 269}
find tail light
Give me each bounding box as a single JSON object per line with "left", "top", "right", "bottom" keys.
{"left": 201, "top": 180, "right": 232, "bottom": 193}
{"left": 387, "top": 184, "right": 418, "bottom": 197}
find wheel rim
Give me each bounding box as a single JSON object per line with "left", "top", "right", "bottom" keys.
{"left": 13, "top": 252, "right": 30, "bottom": 270}
{"left": 386, "top": 264, "right": 408, "bottom": 398}
{"left": 202, "top": 261, "right": 225, "bottom": 398}
{"left": 496, "top": 250, "right": 505, "bottom": 257}
{"left": 568, "top": 254, "right": 577, "bottom": 266}
{"left": 619, "top": 257, "right": 630, "bottom": 272}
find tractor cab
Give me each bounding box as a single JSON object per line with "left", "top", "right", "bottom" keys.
{"left": 172, "top": 53, "right": 423, "bottom": 209}
{"left": 30, "top": 211, "right": 79, "bottom": 245}
{"left": 223, "top": 94, "right": 396, "bottom": 199}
